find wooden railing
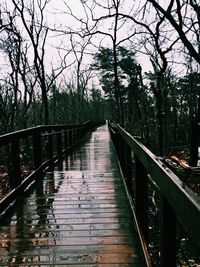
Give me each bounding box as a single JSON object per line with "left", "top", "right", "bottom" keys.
{"left": 0, "top": 121, "right": 103, "bottom": 214}
{"left": 109, "top": 123, "right": 200, "bottom": 267}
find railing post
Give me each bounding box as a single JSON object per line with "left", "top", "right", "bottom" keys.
{"left": 47, "top": 131, "right": 53, "bottom": 159}
{"left": 116, "top": 133, "right": 123, "bottom": 162}
{"left": 76, "top": 127, "right": 80, "bottom": 141}
{"left": 83, "top": 126, "right": 87, "bottom": 137}
{"left": 64, "top": 130, "right": 68, "bottom": 149}
{"left": 72, "top": 128, "right": 76, "bottom": 144}
{"left": 57, "top": 131, "right": 62, "bottom": 155}
{"left": 118, "top": 135, "right": 124, "bottom": 168}
{"left": 74, "top": 128, "right": 78, "bottom": 143}
{"left": 80, "top": 127, "right": 84, "bottom": 139}
{"left": 124, "top": 143, "right": 132, "bottom": 193}
{"left": 33, "top": 129, "right": 42, "bottom": 169}
{"left": 9, "top": 139, "right": 21, "bottom": 189}
{"left": 111, "top": 130, "right": 117, "bottom": 148}
{"left": 69, "top": 130, "right": 73, "bottom": 146}
{"left": 160, "top": 196, "right": 177, "bottom": 267}
{"left": 135, "top": 156, "right": 148, "bottom": 244}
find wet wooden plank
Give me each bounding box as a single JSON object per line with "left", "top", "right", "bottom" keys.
{"left": 0, "top": 223, "right": 134, "bottom": 234}
{"left": 0, "top": 252, "right": 140, "bottom": 266}
{"left": 0, "top": 229, "right": 135, "bottom": 240}
{"left": 0, "top": 124, "right": 144, "bottom": 266}
{"left": 1, "top": 210, "right": 131, "bottom": 222}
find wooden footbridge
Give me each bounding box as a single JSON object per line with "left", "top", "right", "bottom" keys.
{"left": 0, "top": 121, "right": 199, "bottom": 266}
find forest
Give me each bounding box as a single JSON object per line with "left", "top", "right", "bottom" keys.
{"left": 0, "top": 1, "right": 200, "bottom": 266}
{"left": 0, "top": 0, "right": 200, "bottom": 163}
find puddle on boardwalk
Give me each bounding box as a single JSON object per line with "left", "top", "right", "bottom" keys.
{"left": 0, "top": 124, "right": 143, "bottom": 266}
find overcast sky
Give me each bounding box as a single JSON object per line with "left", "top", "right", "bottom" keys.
{"left": 45, "top": 0, "right": 153, "bottom": 74}
{"left": 0, "top": 0, "right": 188, "bottom": 87}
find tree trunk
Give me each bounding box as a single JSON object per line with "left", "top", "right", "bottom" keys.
{"left": 41, "top": 82, "right": 49, "bottom": 125}
{"left": 152, "top": 76, "right": 164, "bottom": 156}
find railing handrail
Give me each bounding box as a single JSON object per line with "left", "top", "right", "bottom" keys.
{"left": 115, "top": 123, "right": 200, "bottom": 247}
{"left": 109, "top": 122, "right": 200, "bottom": 266}
{"left": 0, "top": 120, "right": 105, "bottom": 214}
{"left": 0, "top": 124, "right": 85, "bottom": 144}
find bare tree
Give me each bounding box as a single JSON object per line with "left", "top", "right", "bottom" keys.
{"left": 143, "top": 0, "right": 200, "bottom": 163}
{"left": 19, "top": 45, "right": 37, "bottom": 128}
{"left": 63, "top": 0, "right": 137, "bottom": 124}
{"left": 0, "top": 8, "right": 23, "bottom": 131}
{"left": 11, "top": 0, "right": 50, "bottom": 124}
{"left": 147, "top": 0, "right": 200, "bottom": 64}
{"left": 69, "top": 33, "right": 93, "bottom": 122}
{"left": 112, "top": 2, "right": 178, "bottom": 154}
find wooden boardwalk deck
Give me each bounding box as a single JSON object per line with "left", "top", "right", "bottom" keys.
{"left": 0, "top": 125, "right": 144, "bottom": 266}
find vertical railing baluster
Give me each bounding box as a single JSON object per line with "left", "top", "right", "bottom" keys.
{"left": 47, "top": 131, "right": 53, "bottom": 159}
{"left": 135, "top": 156, "right": 148, "bottom": 244}
{"left": 69, "top": 130, "right": 73, "bottom": 146}
{"left": 119, "top": 135, "right": 125, "bottom": 170}
{"left": 113, "top": 131, "right": 117, "bottom": 148}
{"left": 160, "top": 196, "right": 177, "bottom": 267}
{"left": 74, "top": 128, "right": 78, "bottom": 143}
{"left": 71, "top": 129, "right": 74, "bottom": 144}
{"left": 56, "top": 131, "right": 62, "bottom": 156}
{"left": 124, "top": 143, "right": 132, "bottom": 194}
{"left": 77, "top": 127, "right": 81, "bottom": 141}
{"left": 77, "top": 128, "right": 79, "bottom": 142}
{"left": 116, "top": 132, "right": 122, "bottom": 162}
{"left": 33, "top": 129, "right": 42, "bottom": 169}
{"left": 83, "top": 126, "right": 87, "bottom": 137}
{"left": 9, "top": 138, "right": 21, "bottom": 189}
{"left": 64, "top": 130, "right": 68, "bottom": 149}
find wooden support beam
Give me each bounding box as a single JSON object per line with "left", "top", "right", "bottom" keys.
{"left": 33, "top": 130, "right": 42, "bottom": 169}
{"left": 9, "top": 139, "right": 21, "bottom": 189}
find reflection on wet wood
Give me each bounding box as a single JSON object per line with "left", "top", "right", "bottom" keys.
{"left": 0, "top": 125, "right": 143, "bottom": 266}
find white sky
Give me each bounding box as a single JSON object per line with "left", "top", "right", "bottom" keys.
{"left": 48, "top": 0, "right": 153, "bottom": 82}
{"left": 44, "top": 0, "right": 186, "bottom": 76}
{"left": 0, "top": 0, "right": 194, "bottom": 88}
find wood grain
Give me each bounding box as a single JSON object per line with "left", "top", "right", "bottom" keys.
{"left": 0, "top": 125, "right": 143, "bottom": 266}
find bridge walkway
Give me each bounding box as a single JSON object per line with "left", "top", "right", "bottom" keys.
{"left": 0, "top": 124, "right": 144, "bottom": 266}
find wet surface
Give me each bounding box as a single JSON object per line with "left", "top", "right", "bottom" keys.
{"left": 0, "top": 124, "right": 143, "bottom": 266}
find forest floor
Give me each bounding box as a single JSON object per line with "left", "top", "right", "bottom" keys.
{"left": 164, "top": 150, "right": 200, "bottom": 195}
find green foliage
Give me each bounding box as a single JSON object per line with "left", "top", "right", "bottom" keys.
{"left": 117, "top": 46, "right": 139, "bottom": 78}
{"left": 92, "top": 47, "right": 114, "bottom": 71}
{"left": 92, "top": 46, "right": 140, "bottom": 96}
